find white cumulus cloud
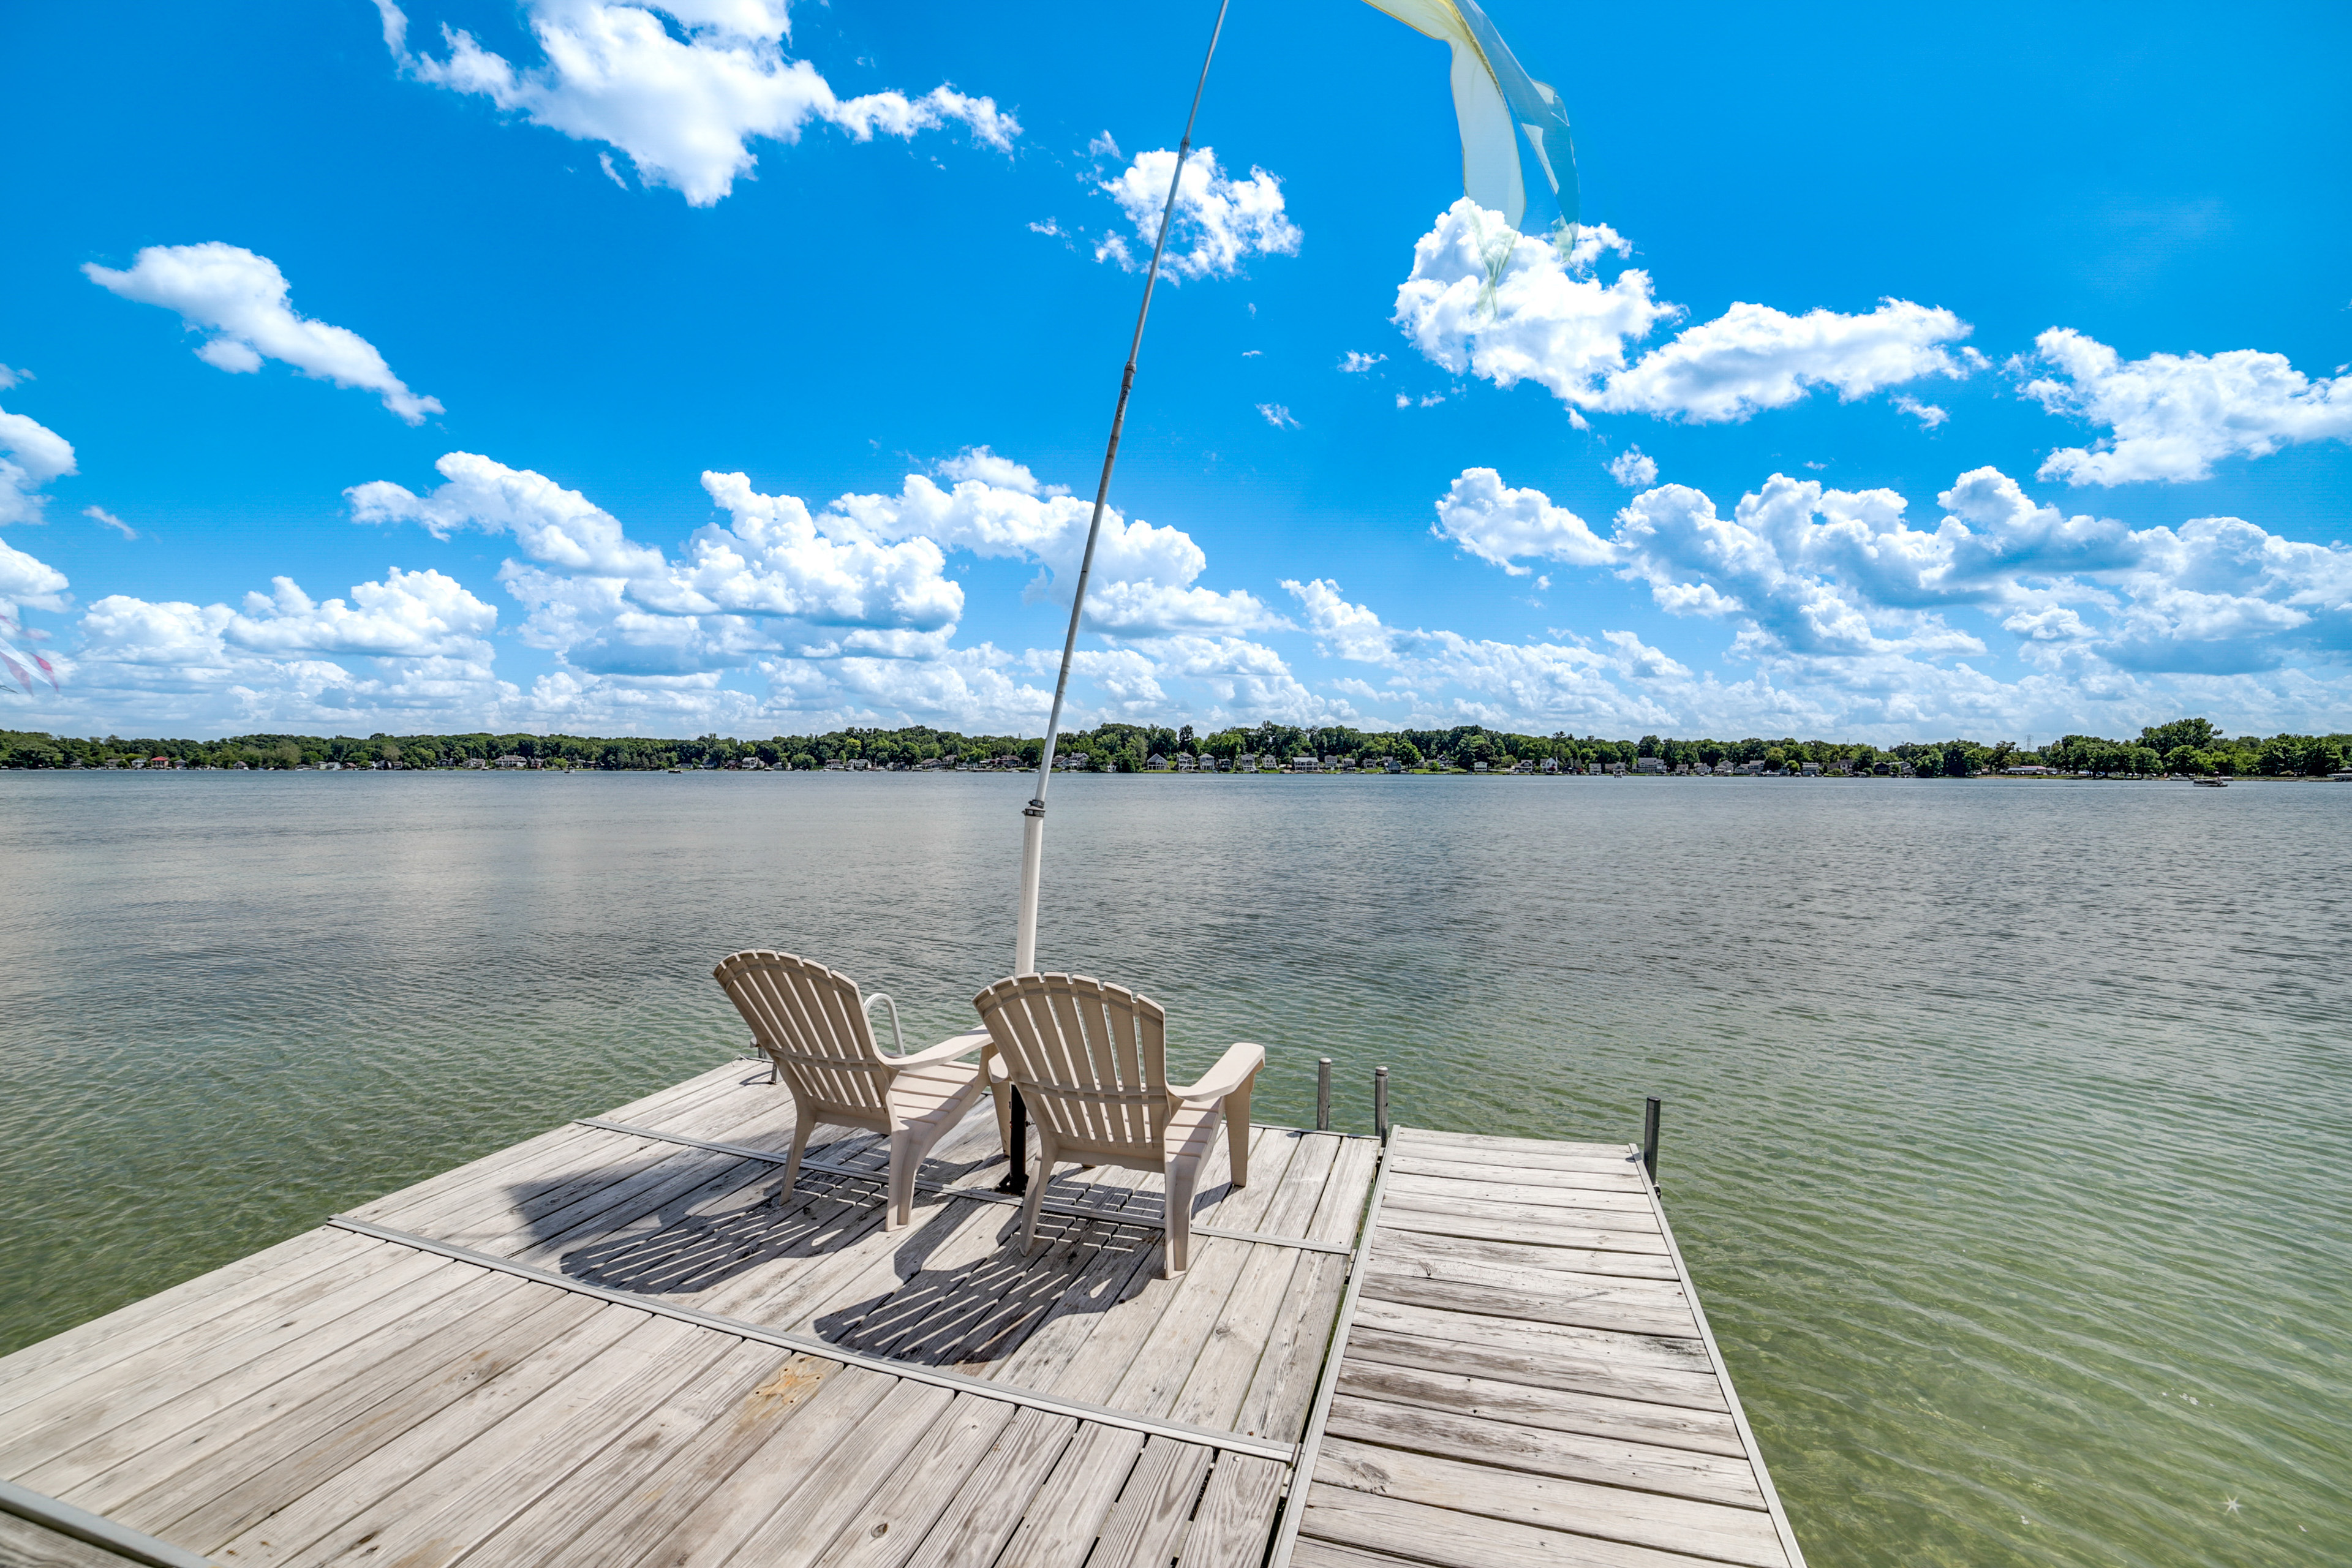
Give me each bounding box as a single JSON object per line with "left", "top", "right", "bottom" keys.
{"left": 1433, "top": 468, "right": 1614, "bottom": 575}
{"left": 84, "top": 244, "right": 443, "bottom": 424}
{"left": 937, "top": 445, "right": 1066, "bottom": 497}
{"left": 1421, "top": 459, "right": 2352, "bottom": 714}
{"left": 1094, "top": 148, "right": 1301, "bottom": 281}
{"left": 350, "top": 452, "right": 667, "bottom": 577}
{"left": 1394, "top": 201, "right": 1978, "bottom": 424}
{"left": 347, "top": 449, "right": 1276, "bottom": 707}
{"left": 1286, "top": 578, "right": 1679, "bottom": 731}
{"left": 0, "top": 406, "right": 77, "bottom": 525}
{"left": 822, "top": 462, "right": 1277, "bottom": 638}
{"left": 1600, "top": 298, "right": 1976, "bottom": 423}
{"left": 1, "top": 535, "right": 72, "bottom": 614}
{"left": 2021, "top": 328, "right": 2352, "bottom": 484}
{"left": 66, "top": 564, "right": 512, "bottom": 734}
{"left": 1395, "top": 205, "right": 1669, "bottom": 407}
{"left": 350, "top": 453, "right": 967, "bottom": 678}
{"left": 225, "top": 568, "right": 497, "bottom": 659}
{"left": 1607, "top": 446, "right": 1658, "bottom": 488}
{"left": 380, "top": 0, "right": 1017, "bottom": 208}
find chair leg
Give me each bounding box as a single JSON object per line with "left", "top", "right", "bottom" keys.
{"left": 988, "top": 1077, "right": 1013, "bottom": 1162}
{"left": 1225, "top": 1082, "right": 1253, "bottom": 1189}
{"left": 885, "top": 1127, "right": 917, "bottom": 1231}
{"left": 1164, "top": 1155, "right": 1200, "bottom": 1278}
{"left": 777, "top": 1102, "right": 816, "bottom": 1205}
{"left": 1018, "top": 1128, "right": 1058, "bottom": 1254}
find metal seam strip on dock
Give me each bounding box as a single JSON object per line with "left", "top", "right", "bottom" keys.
{"left": 325, "top": 1213, "right": 1296, "bottom": 1463}
{"left": 573, "top": 1115, "right": 1357, "bottom": 1254}
{"left": 0, "top": 1477, "right": 215, "bottom": 1568}
{"left": 1264, "top": 1125, "right": 1396, "bottom": 1568}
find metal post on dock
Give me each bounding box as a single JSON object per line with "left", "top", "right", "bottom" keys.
{"left": 1373, "top": 1066, "right": 1390, "bottom": 1141}
{"left": 1642, "top": 1096, "right": 1662, "bottom": 1184}
{"left": 1316, "top": 1058, "right": 1332, "bottom": 1131}
{"left": 995, "top": 1088, "right": 1029, "bottom": 1195}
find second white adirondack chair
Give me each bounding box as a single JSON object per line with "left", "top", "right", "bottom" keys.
{"left": 971, "top": 972, "right": 1264, "bottom": 1276}
{"left": 714, "top": 950, "right": 1001, "bottom": 1231}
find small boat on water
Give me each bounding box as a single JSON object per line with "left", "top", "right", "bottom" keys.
{"left": 2195, "top": 777, "right": 2230, "bottom": 786}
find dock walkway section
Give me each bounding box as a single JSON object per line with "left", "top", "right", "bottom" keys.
{"left": 1280, "top": 1125, "right": 1807, "bottom": 1568}
{"left": 0, "top": 1061, "right": 1804, "bottom": 1568}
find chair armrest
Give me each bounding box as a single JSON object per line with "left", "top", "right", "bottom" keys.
{"left": 883, "top": 1027, "right": 994, "bottom": 1071}
{"left": 1168, "top": 1042, "right": 1265, "bottom": 1104}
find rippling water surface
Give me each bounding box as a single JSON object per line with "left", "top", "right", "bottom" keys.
{"left": 2, "top": 770, "right": 2345, "bottom": 1565}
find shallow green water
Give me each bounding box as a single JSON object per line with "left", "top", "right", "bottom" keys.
{"left": 1, "top": 771, "right": 2345, "bottom": 1565}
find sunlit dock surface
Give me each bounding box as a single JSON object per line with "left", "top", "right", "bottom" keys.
{"left": 0, "top": 1059, "right": 1804, "bottom": 1567}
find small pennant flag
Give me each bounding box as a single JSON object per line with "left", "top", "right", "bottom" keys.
{"left": 1364, "top": 0, "right": 1578, "bottom": 244}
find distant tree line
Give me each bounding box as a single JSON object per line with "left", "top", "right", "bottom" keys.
{"left": 0, "top": 715, "right": 2344, "bottom": 777}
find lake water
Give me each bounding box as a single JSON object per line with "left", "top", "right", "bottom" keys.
{"left": 1, "top": 769, "right": 2345, "bottom": 1566}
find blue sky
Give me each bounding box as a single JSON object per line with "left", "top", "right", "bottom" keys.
{"left": 2, "top": 0, "right": 2347, "bottom": 742}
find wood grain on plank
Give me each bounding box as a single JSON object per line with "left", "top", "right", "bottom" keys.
{"left": 1323, "top": 1394, "right": 1764, "bottom": 1509}
{"left": 0, "top": 1228, "right": 375, "bottom": 1420}
{"left": 1343, "top": 1322, "right": 1727, "bottom": 1416}
{"left": 1086, "top": 1436, "right": 1216, "bottom": 1568}
{"left": 1362, "top": 1263, "right": 1696, "bottom": 1341}
{"left": 125, "top": 1285, "right": 601, "bottom": 1544}
{"left": 603, "top": 1362, "right": 898, "bottom": 1568}
{"left": 895, "top": 1408, "right": 1079, "bottom": 1568}
{"left": 1371, "top": 1226, "right": 1678, "bottom": 1283}
{"left": 23, "top": 1256, "right": 487, "bottom": 1502}
{"left": 1335, "top": 1359, "right": 1744, "bottom": 1458}
{"left": 436, "top": 1339, "right": 795, "bottom": 1568}
{"left": 473, "top": 1351, "right": 840, "bottom": 1568}
{"left": 0, "top": 1246, "right": 456, "bottom": 1474}
{"left": 1377, "top": 1186, "right": 1659, "bottom": 1227}
{"left": 1390, "top": 1130, "right": 1629, "bottom": 1163}
{"left": 285, "top": 1315, "right": 737, "bottom": 1568}
{"left": 1312, "top": 1437, "right": 1787, "bottom": 1568}
{"left": 1298, "top": 1482, "right": 1755, "bottom": 1568}
{"left": 194, "top": 1297, "right": 646, "bottom": 1561}
{"left": 705, "top": 1379, "right": 961, "bottom": 1567}
{"left": 1174, "top": 1452, "right": 1290, "bottom": 1568}
{"left": 1382, "top": 1174, "right": 1655, "bottom": 1215}
{"left": 1374, "top": 1205, "right": 1667, "bottom": 1252}
{"left": 1385, "top": 1152, "right": 1645, "bottom": 1191}
{"left": 807, "top": 1392, "right": 1023, "bottom": 1568}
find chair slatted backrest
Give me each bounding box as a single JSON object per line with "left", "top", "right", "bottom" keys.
{"left": 973, "top": 974, "right": 1169, "bottom": 1152}
{"left": 713, "top": 950, "right": 890, "bottom": 1115}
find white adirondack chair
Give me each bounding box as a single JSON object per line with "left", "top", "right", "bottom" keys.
{"left": 714, "top": 950, "right": 1002, "bottom": 1231}
{"left": 971, "top": 972, "right": 1264, "bottom": 1276}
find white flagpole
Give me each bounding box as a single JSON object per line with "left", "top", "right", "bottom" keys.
{"left": 1014, "top": 0, "right": 1234, "bottom": 976}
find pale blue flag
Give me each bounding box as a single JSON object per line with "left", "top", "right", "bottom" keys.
{"left": 1363, "top": 0, "right": 1578, "bottom": 246}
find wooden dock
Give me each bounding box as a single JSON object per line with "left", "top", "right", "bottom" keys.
{"left": 0, "top": 1058, "right": 1804, "bottom": 1568}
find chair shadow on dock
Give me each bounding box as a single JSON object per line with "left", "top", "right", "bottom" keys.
{"left": 503, "top": 1121, "right": 1235, "bottom": 1373}
{"left": 551, "top": 1163, "right": 903, "bottom": 1296}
